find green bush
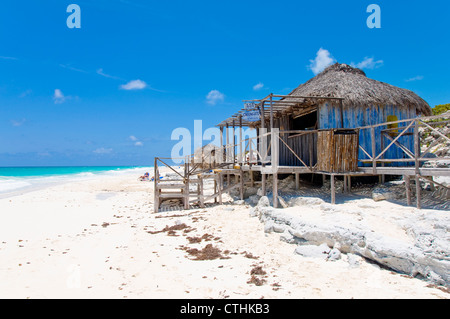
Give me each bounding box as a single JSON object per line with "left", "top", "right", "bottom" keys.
{"left": 432, "top": 104, "right": 450, "bottom": 116}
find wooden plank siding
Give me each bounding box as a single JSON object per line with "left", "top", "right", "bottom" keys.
{"left": 318, "top": 102, "right": 417, "bottom": 167}
{"left": 274, "top": 115, "right": 318, "bottom": 167}
{"left": 317, "top": 129, "right": 359, "bottom": 172}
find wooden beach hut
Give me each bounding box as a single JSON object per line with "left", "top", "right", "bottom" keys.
{"left": 249, "top": 63, "right": 433, "bottom": 170}
{"left": 154, "top": 63, "right": 449, "bottom": 211}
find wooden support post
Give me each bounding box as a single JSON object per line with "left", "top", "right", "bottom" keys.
{"left": 233, "top": 120, "right": 236, "bottom": 166}
{"left": 272, "top": 127, "right": 279, "bottom": 208}
{"left": 184, "top": 178, "right": 190, "bottom": 210}
{"left": 343, "top": 175, "right": 348, "bottom": 193}
{"left": 218, "top": 173, "right": 223, "bottom": 205}
{"left": 260, "top": 102, "right": 266, "bottom": 164}
{"left": 249, "top": 136, "right": 253, "bottom": 167}
{"left": 154, "top": 158, "right": 159, "bottom": 213}
{"left": 331, "top": 174, "right": 336, "bottom": 204}
{"left": 295, "top": 173, "right": 300, "bottom": 190}
{"left": 405, "top": 175, "right": 412, "bottom": 206}
{"left": 273, "top": 173, "right": 278, "bottom": 208}
{"left": 380, "top": 131, "right": 385, "bottom": 184}
{"left": 226, "top": 124, "right": 230, "bottom": 186}
{"left": 309, "top": 133, "right": 313, "bottom": 169}
{"left": 347, "top": 176, "right": 352, "bottom": 193}
{"left": 371, "top": 127, "right": 376, "bottom": 174}
{"left": 239, "top": 115, "right": 243, "bottom": 165}
{"left": 270, "top": 94, "right": 274, "bottom": 132}
{"left": 240, "top": 170, "right": 244, "bottom": 200}
{"left": 214, "top": 178, "right": 217, "bottom": 204}
{"left": 250, "top": 170, "right": 254, "bottom": 187}
{"left": 416, "top": 175, "right": 422, "bottom": 209}
{"left": 262, "top": 174, "right": 266, "bottom": 196}
{"left": 220, "top": 126, "right": 224, "bottom": 164}
{"left": 199, "top": 175, "right": 205, "bottom": 208}
{"left": 414, "top": 119, "right": 421, "bottom": 209}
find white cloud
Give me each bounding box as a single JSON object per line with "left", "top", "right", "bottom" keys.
{"left": 253, "top": 82, "right": 264, "bottom": 91}
{"left": 308, "top": 48, "right": 336, "bottom": 75}
{"left": 206, "top": 90, "right": 225, "bottom": 105}
{"left": 120, "top": 79, "right": 147, "bottom": 90}
{"left": 93, "top": 147, "right": 113, "bottom": 154}
{"left": 129, "top": 135, "right": 143, "bottom": 146}
{"left": 405, "top": 75, "right": 424, "bottom": 82}
{"left": 97, "top": 68, "right": 122, "bottom": 80}
{"left": 351, "top": 57, "right": 383, "bottom": 70}
{"left": 53, "top": 89, "right": 66, "bottom": 104}
{"left": 59, "top": 64, "right": 88, "bottom": 74}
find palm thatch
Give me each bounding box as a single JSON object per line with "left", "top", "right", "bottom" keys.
{"left": 285, "top": 63, "right": 432, "bottom": 116}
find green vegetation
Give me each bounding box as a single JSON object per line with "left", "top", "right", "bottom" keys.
{"left": 432, "top": 104, "right": 450, "bottom": 116}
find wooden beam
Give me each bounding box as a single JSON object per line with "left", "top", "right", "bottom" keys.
{"left": 262, "top": 173, "right": 266, "bottom": 196}
{"left": 416, "top": 174, "right": 422, "bottom": 209}
{"left": 405, "top": 175, "right": 412, "bottom": 206}
{"left": 240, "top": 170, "right": 244, "bottom": 200}
{"left": 331, "top": 174, "right": 336, "bottom": 204}
{"left": 273, "top": 173, "right": 278, "bottom": 208}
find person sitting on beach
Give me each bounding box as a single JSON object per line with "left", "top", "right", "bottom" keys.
{"left": 139, "top": 172, "right": 150, "bottom": 181}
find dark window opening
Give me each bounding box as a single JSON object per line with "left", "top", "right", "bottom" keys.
{"left": 292, "top": 111, "right": 317, "bottom": 131}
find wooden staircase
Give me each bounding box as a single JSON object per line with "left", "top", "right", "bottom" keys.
{"left": 153, "top": 157, "right": 245, "bottom": 213}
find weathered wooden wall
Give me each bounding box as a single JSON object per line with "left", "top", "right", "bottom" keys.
{"left": 317, "top": 129, "right": 359, "bottom": 172}
{"left": 318, "top": 103, "right": 418, "bottom": 167}
{"left": 273, "top": 115, "right": 317, "bottom": 167}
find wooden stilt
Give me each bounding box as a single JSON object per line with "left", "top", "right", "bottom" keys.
{"left": 331, "top": 174, "right": 336, "bottom": 204}
{"left": 262, "top": 174, "right": 266, "bottom": 196}
{"left": 405, "top": 175, "right": 412, "bottom": 206}
{"left": 343, "top": 175, "right": 348, "bottom": 193}
{"left": 416, "top": 175, "right": 422, "bottom": 209}
{"left": 218, "top": 173, "right": 223, "bottom": 205}
{"left": 273, "top": 173, "right": 278, "bottom": 208}
{"left": 240, "top": 170, "right": 244, "bottom": 200}
{"left": 199, "top": 175, "right": 205, "bottom": 208}
{"left": 250, "top": 170, "right": 254, "bottom": 187}
{"left": 214, "top": 178, "right": 217, "bottom": 203}
{"left": 414, "top": 119, "right": 421, "bottom": 210}
{"left": 295, "top": 173, "right": 300, "bottom": 190}
{"left": 348, "top": 176, "right": 352, "bottom": 192}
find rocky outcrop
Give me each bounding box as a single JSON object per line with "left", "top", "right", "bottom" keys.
{"left": 250, "top": 196, "right": 450, "bottom": 287}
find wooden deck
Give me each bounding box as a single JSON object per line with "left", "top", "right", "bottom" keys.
{"left": 154, "top": 114, "right": 450, "bottom": 212}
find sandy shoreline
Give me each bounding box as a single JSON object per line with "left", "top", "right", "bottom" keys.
{"left": 0, "top": 170, "right": 448, "bottom": 299}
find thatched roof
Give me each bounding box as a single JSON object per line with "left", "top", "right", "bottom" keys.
{"left": 285, "top": 63, "right": 432, "bottom": 116}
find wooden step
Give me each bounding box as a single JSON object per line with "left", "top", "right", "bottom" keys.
{"left": 158, "top": 193, "right": 185, "bottom": 199}
{"left": 157, "top": 184, "right": 186, "bottom": 189}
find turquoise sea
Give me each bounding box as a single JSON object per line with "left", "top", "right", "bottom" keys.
{"left": 0, "top": 166, "right": 153, "bottom": 194}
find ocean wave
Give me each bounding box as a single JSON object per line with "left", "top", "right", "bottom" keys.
{"left": 0, "top": 179, "right": 32, "bottom": 192}
{"left": 0, "top": 166, "right": 154, "bottom": 195}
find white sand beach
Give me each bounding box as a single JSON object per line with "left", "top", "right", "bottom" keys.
{"left": 0, "top": 169, "right": 448, "bottom": 299}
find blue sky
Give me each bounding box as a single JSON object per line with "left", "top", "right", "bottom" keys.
{"left": 0, "top": 0, "right": 449, "bottom": 166}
